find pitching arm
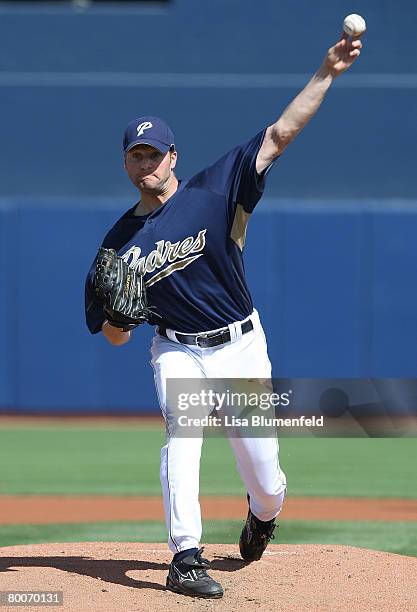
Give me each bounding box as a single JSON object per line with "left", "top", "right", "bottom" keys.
{"left": 256, "top": 33, "right": 362, "bottom": 174}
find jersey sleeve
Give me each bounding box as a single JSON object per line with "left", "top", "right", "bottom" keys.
{"left": 188, "top": 128, "right": 275, "bottom": 214}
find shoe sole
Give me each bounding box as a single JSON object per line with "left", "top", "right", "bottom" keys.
{"left": 166, "top": 577, "right": 223, "bottom": 599}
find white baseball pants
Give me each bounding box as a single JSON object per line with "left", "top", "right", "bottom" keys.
{"left": 150, "top": 309, "right": 287, "bottom": 553}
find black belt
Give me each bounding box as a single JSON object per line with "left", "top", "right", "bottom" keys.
{"left": 158, "top": 319, "right": 253, "bottom": 348}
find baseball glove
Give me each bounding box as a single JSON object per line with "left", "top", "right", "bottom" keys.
{"left": 94, "top": 247, "right": 151, "bottom": 331}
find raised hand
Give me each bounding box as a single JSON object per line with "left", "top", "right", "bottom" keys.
{"left": 324, "top": 32, "right": 363, "bottom": 78}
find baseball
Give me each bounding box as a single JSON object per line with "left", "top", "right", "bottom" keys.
{"left": 343, "top": 13, "right": 366, "bottom": 37}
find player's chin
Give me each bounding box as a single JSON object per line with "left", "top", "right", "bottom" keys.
{"left": 137, "top": 177, "right": 162, "bottom": 192}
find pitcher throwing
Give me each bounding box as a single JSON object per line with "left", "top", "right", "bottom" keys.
{"left": 85, "top": 29, "right": 363, "bottom": 599}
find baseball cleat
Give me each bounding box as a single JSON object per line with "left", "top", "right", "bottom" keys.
{"left": 166, "top": 547, "right": 224, "bottom": 599}
{"left": 239, "top": 496, "right": 277, "bottom": 561}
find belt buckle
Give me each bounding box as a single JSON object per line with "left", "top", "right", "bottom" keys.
{"left": 197, "top": 329, "right": 230, "bottom": 347}
{"left": 195, "top": 332, "right": 210, "bottom": 348}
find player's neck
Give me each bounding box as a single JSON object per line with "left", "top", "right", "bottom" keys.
{"left": 138, "top": 175, "right": 179, "bottom": 214}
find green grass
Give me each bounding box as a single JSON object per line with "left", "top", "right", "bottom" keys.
{"left": 278, "top": 437, "right": 417, "bottom": 498}
{"left": 0, "top": 426, "right": 165, "bottom": 495}
{"left": 0, "top": 425, "right": 416, "bottom": 497}
{"left": 1, "top": 425, "right": 415, "bottom": 556}
{"left": 0, "top": 520, "right": 416, "bottom": 558}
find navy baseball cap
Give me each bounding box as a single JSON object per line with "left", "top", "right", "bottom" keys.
{"left": 123, "top": 115, "right": 175, "bottom": 154}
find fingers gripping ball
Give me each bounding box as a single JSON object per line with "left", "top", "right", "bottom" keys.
{"left": 94, "top": 247, "right": 150, "bottom": 331}
{"left": 343, "top": 14, "right": 366, "bottom": 37}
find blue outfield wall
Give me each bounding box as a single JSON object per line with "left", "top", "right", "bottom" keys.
{"left": 0, "top": 1, "right": 416, "bottom": 201}
{"left": 1, "top": 198, "right": 417, "bottom": 412}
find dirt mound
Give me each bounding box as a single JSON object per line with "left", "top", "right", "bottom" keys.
{"left": 0, "top": 542, "right": 416, "bottom": 612}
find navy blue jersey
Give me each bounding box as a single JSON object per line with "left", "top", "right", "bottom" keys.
{"left": 85, "top": 129, "right": 275, "bottom": 334}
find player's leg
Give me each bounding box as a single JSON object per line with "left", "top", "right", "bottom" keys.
{"left": 205, "top": 310, "right": 287, "bottom": 520}
{"left": 210, "top": 311, "right": 286, "bottom": 561}
{"left": 151, "top": 334, "right": 224, "bottom": 598}
{"left": 229, "top": 435, "right": 287, "bottom": 520}
{"left": 151, "top": 334, "right": 205, "bottom": 554}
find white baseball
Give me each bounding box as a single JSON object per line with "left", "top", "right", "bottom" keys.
{"left": 343, "top": 14, "right": 366, "bottom": 37}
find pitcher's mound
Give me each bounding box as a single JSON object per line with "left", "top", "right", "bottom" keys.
{"left": 0, "top": 542, "right": 416, "bottom": 612}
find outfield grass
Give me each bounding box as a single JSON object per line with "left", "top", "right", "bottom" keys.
{"left": 0, "top": 425, "right": 416, "bottom": 557}
{"left": 0, "top": 520, "right": 416, "bottom": 558}
{"left": 0, "top": 425, "right": 416, "bottom": 497}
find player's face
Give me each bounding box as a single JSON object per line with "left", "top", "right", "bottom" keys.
{"left": 124, "top": 144, "right": 176, "bottom": 193}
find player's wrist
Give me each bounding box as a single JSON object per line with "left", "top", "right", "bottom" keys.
{"left": 315, "top": 63, "right": 335, "bottom": 82}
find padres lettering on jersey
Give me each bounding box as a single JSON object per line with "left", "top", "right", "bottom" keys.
{"left": 85, "top": 129, "right": 275, "bottom": 334}
{"left": 122, "top": 229, "right": 207, "bottom": 287}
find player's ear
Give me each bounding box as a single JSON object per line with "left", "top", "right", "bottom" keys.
{"left": 169, "top": 149, "right": 178, "bottom": 170}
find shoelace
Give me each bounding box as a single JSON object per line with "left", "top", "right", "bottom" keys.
{"left": 253, "top": 517, "right": 276, "bottom": 542}
{"left": 194, "top": 546, "right": 210, "bottom": 567}
{"left": 184, "top": 547, "right": 211, "bottom": 580}
{"left": 265, "top": 529, "right": 275, "bottom": 542}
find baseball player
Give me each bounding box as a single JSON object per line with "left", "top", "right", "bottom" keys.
{"left": 85, "top": 32, "right": 362, "bottom": 598}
